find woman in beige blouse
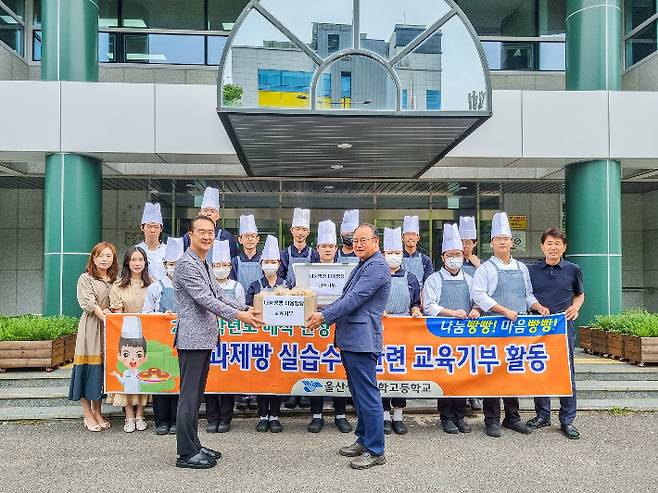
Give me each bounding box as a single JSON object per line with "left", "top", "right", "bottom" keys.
{"left": 68, "top": 242, "right": 119, "bottom": 432}
{"left": 107, "top": 246, "right": 152, "bottom": 433}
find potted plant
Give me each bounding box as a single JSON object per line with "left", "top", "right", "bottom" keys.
{"left": 0, "top": 315, "right": 78, "bottom": 370}
{"left": 622, "top": 310, "right": 658, "bottom": 365}
{"left": 589, "top": 319, "right": 609, "bottom": 355}
{"left": 594, "top": 312, "right": 628, "bottom": 359}
{"left": 578, "top": 325, "right": 593, "bottom": 352}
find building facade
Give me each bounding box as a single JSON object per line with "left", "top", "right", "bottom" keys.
{"left": 1, "top": 0, "right": 658, "bottom": 322}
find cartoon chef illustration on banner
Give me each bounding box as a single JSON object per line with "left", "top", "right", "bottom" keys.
{"left": 112, "top": 315, "right": 149, "bottom": 394}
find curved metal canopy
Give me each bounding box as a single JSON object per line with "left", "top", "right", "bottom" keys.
{"left": 217, "top": 0, "right": 492, "bottom": 178}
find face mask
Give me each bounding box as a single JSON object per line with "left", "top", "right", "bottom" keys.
{"left": 262, "top": 265, "right": 278, "bottom": 276}
{"left": 166, "top": 266, "right": 176, "bottom": 277}
{"left": 385, "top": 254, "right": 403, "bottom": 269}
{"left": 213, "top": 267, "right": 231, "bottom": 280}
{"left": 445, "top": 257, "right": 464, "bottom": 271}
{"left": 341, "top": 234, "right": 354, "bottom": 247}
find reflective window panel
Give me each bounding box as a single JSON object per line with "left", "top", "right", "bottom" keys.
{"left": 0, "top": 7, "right": 23, "bottom": 56}
{"left": 122, "top": 0, "right": 204, "bottom": 29}
{"left": 626, "top": 19, "right": 657, "bottom": 67}
{"left": 207, "top": 0, "right": 249, "bottom": 30}
{"left": 124, "top": 33, "right": 205, "bottom": 64}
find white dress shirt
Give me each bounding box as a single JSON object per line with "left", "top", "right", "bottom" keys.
{"left": 136, "top": 241, "right": 167, "bottom": 282}
{"left": 471, "top": 255, "right": 538, "bottom": 312}
{"left": 422, "top": 267, "right": 474, "bottom": 316}
{"left": 142, "top": 275, "right": 173, "bottom": 313}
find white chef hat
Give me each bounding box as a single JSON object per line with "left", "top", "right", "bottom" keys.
{"left": 491, "top": 212, "right": 513, "bottom": 239}
{"left": 121, "top": 315, "right": 143, "bottom": 339}
{"left": 201, "top": 187, "right": 220, "bottom": 211}
{"left": 212, "top": 240, "right": 231, "bottom": 264}
{"left": 383, "top": 227, "right": 403, "bottom": 252}
{"left": 291, "top": 208, "right": 311, "bottom": 229}
{"left": 164, "top": 237, "right": 183, "bottom": 262}
{"left": 141, "top": 202, "right": 163, "bottom": 225}
{"left": 340, "top": 209, "right": 359, "bottom": 234}
{"left": 402, "top": 216, "right": 420, "bottom": 234}
{"left": 442, "top": 223, "right": 463, "bottom": 253}
{"left": 459, "top": 216, "right": 477, "bottom": 240}
{"left": 239, "top": 214, "right": 258, "bottom": 235}
{"left": 317, "top": 220, "right": 337, "bottom": 245}
{"left": 261, "top": 235, "right": 281, "bottom": 261}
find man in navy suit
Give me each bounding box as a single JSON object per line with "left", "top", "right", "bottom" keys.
{"left": 308, "top": 224, "right": 391, "bottom": 470}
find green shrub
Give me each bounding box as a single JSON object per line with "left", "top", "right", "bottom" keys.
{"left": 0, "top": 315, "right": 78, "bottom": 341}
{"left": 593, "top": 309, "right": 658, "bottom": 337}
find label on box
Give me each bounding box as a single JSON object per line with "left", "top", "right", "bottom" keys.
{"left": 262, "top": 295, "right": 306, "bottom": 326}
{"left": 308, "top": 269, "right": 348, "bottom": 296}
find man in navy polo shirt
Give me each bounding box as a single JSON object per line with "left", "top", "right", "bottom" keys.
{"left": 527, "top": 227, "right": 585, "bottom": 440}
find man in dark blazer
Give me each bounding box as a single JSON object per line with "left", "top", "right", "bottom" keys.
{"left": 174, "top": 215, "right": 261, "bottom": 469}
{"left": 308, "top": 223, "right": 391, "bottom": 470}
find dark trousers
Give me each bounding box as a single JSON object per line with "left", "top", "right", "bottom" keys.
{"left": 257, "top": 395, "right": 282, "bottom": 417}
{"left": 534, "top": 327, "right": 577, "bottom": 425}
{"left": 176, "top": 349, "right": 211, "bottom": 458}
{"left": 438, "top": 398, "right": 466, "bottom": 422}
{"left": 483, "top": 397, "right": 521, "bottom": 426}
{"left": 310, "top": 396, "right": 348, "bottom": 415}
{"left": 153, "top": 395, "right": 179, "bottom": 428}
{"left": 205, "top": 394, "right": 236, "bottom": 424}
{"left": 342, "top": 350, "right": 385, "bottom": 456}
{"left": 382, "top": 398, "right": 407, "bottom": 411}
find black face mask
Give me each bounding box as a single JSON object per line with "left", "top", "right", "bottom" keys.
{"left": 341, "top": 235, "right": 354, "bottom": 247}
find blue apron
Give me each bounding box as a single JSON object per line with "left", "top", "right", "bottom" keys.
{"left": 219, "top": 280, "right": 239, "bottom": 301}
{"left": 286, "top": 246, "right": 312, "bottom": 287}
{"left": 402, "top": 254, "right": 426, "bottom": 287}
{"left": 461, "top": 261, "right": 477, "bottom": 277}
{"left": 386, "top": 271, "right": 411, "bottom": 315}
{"left": 437, "top": 271, "right": 471, "bottom": 312}
{"left": 158, "top": 280, "right": 176, "bottom": 312}
{"left": 337, "top": 250, "right": 359, "bottom": 264}
{"left": 486, "top": 260, "right": 528, "bottom": 316}
{"left": 236, "top": 256, "right": 262, "bottom": 292}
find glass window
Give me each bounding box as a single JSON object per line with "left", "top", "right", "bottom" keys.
{"left": 426, "top": 89, "right": 441, "bottom": 110}
{"left": 3, "top": 0, "right": 24, "bottom": 19}
{"left": 401, "top": 88, "right": 408, "bottom": 109}
{"left": 33, "top": 0, "right": 118, "bottom": 27}
{"left": 538, "top": 0, "right": 566, "bottom": 36}
{"left": 122, "top": 0, "right": 204, "bottom": 29}
{"left": 625, "top": 0, "right": 657, "bottom": 33}
{"left": 539, "top": 41, "right": 565, "bottom": 70}
{"left": 327, "top": 33, "right": 340, "bottom": 54}
{"left": 206, "top": 35, "right": 228, "bottom": 64}
{"left": 0, "top": 8, "right": 23, "bottom": 55}
{"left": 124, "top": 33, "right": 205, "bottom": 64}
{"left": 207, "top": 0, "right": 248, "bottom": 30}
{"left": 625, "top": 19, "right": 657, "bottom": 67}
{"left": 33, "top": 30, "right": 116, "bottom": 62}
{"left": 457, "top": 0, "right": 537, "bottom": 37}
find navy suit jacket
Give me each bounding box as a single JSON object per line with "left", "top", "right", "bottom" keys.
{"left": 321, "top": 251, "right": 391, "bottom": 353}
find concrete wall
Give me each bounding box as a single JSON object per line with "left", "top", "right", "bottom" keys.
{"left": 28, "top": 65, "right": 219, "bottom": 85}
{"left": 623, "top": 52, "right": 658, "bottom": 91}
{"left": 642, "top": 190, "right": 658, "bottom": 312}
{"left": 0, "top": 43, "right": 28, "bottom": 80}
{"left": 491, "top": 72, "right": 564, "bottom": 91}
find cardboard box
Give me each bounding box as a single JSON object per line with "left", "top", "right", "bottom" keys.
{"left": 254, "top": 291, "right": 317, "bottom": 327}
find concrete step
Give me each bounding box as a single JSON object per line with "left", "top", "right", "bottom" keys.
{"left": 0, "top": 386, "right": 75, "bottom": 407}
{"left": 574, "top": 380, "right": 658, "bottom": 399}
{"left": 0, "top": 368, "right": 72, "bottom": 388}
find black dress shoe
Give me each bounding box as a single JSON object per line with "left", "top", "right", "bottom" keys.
{"left": 299, "top": 396, "right": 311, "bottom": 408}
{"left": 441, "top": 420, "right": 459, "bottom": 434}
{"left": 248, "top": 397, "right": 258, "bottom": 410}
{"left": 175, "top": 452, "right": 215, "bottom": 469}
{"left": 334, "top": 417, "right": 353, "bottom": 433}
{"left": 527, "top": 416, "right": 552, "bottom": 429}
{"left": 168, "top": 424, "right": 176, "bottom": 435}
{"left": 503, "top": 420, "right": 532, "bottom": 435}
{"left": 284, "top": 396, "right": 298, "bottom": 409}
{"left": 469, "top": 398, "right": 483, "bottom": 411}
{"left": 217, "top": 420, "right": 231, "bottom": 433}
{"left": 485, "top": 423, "right": 501, "bottom": 438}
{"left": 308, "top": 418, "right": 324, "bottom": 433}
{"left": 392, "top": 420, "right": 408, "bottom": 435}
{"left": 200, "top": 447, "right": 222, "bottom": 461}
{"left": 256, "top": 419, "right": 269, "bottom": 433}
{"left": 269, "top": 419, "right": 283, "bottom": 433}
{"left": 235, "top": 396, "right": 248, "bottom": 411}
{"left": 561, "top": 423, "right": 580, "bottom": 439}
{"left": 384, "top": 420, "right": 393, "bottom": 435}
{"left": 206, "top": 422, "right": 218, "bottom": 433}
{"left": 155, "top": 425, "right": 170, "bottom": 436}
{"left": 455, "top": 419, "right": 472, "bottom": 433}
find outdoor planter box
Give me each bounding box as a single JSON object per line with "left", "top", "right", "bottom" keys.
{"left": 606, "top": 332, "right": 625, "bottom": 359}
{"left": 624, "top": 335, "right": 658, "bottom": 364}
{"left": 578, "top": 326, "right": 592, "bottom": 351}
{"left": 64, "top": 334, "right": 77, "bottom": 363}
{"left": 0, "top": 336, "right": 67, "bottom": 370}
{"left": 591, "top": 328, "right": 608, "bottom": 354}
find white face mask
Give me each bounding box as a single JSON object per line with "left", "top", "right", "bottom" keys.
{"left": 262, "top": 264, "right": 279, "bottom": 276}
{"left": 213, "top": 267, "right": 231, "bottom": 280}
{"left": 445, "top": 257, "right": 464, "bottom": 271}
{"left": 385, "top": 254, "right": 403, "bottom": 269}
{"left": 165, "top": 266, "right": 176, "bottom": 278}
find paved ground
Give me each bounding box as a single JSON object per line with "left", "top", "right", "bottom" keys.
{"left": 1, "top": 411, "right": 656, "bottom": 492}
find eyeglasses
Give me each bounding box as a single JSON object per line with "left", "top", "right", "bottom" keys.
{"left": 352, "top": 237, "right": 377, "bottom": 245}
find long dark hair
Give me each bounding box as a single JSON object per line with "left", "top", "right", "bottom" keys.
{"left": 118, "top": 246, "right": 152, "bottom": 289}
